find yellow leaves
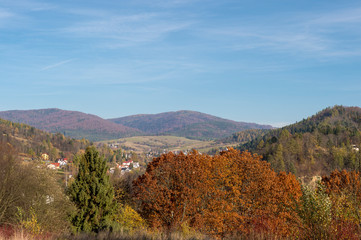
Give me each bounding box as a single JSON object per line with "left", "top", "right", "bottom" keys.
{"left": 17, "top": 207, "right": 42, "bottom": 236}
{"left": 116, "top": 205, "right": 147, "bottom": 232}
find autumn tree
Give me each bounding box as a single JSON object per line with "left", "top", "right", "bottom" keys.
{"left": 321, "top": 170, "right": 361, "bottom": 238}
{"left": 133, "top": 150, "right": 210, "bottom": 233}
{"left": 68, "top": 146, "right": 116, "bottom": 233}
{"left": 133, "top": 148, "right": 302, "bottom": 238}
{"left": 201, "top": 149, "right": 301, "bottom": 238}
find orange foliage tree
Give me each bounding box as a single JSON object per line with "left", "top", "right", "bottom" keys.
{"left": 133, "top": 148, "right": 302, "bottom": 238}
{"left": 322, "top": 170, "right": 361, "bottom": 239}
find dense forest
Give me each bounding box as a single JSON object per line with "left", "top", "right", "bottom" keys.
{"left": 218, "top": 128, "right": 270, "bottom": 144}
{"left": 239, "top": 106, "right": 361, "bottom": 176}
{"left": 0, "top": 118, "right": 90, "bottom": 159}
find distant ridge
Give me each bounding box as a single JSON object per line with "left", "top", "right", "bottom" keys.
{"left": 0, "top": 108, "right": 273, "bottom": 141}
{"left": 0, "top": 108, "right": 141, "bottom": 141}
{"left": 109, "top": 110, "right": 273, "bottom": 140}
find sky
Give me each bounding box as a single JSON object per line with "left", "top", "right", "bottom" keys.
{"left": 1, "top": 0, "right": 361, "bottom": 127}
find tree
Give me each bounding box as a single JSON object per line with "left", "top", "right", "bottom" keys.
{"left": 321, "top": 170, "right": 361, "bottom": 239}
{"left": 133, "top": 149, "right": 302, "bottom": 238}
{"left": 133, "top": 151, "right": 210, "bottom": 233}
{"left": 68, "top": 146, "right": 116, "bottom": 233}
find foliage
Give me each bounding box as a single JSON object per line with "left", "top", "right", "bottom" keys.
{"left": 0, "top": 141, "right": 74, "bottom": 234}
{"left": 240, "top": 105, "right": 361, "bottom": 176}
{"left": 133, "top": 148, "right": 302, "bottom": 238}
{"left": 217, "top": 129, "right": 270, "bottom": 144}
{"left": 0, "top": 117, "right": 89, "bottom": 160}
{"left": 115, "top": 205, "right": 147, "bottom": 233}
{"left": 68, "top": 146, "right": 117, "bottom": 233}
{"left": 297, "top": 183, "right": 332, "bottom": 239}
{"left": 17, "top": 208, "right": 42, "bottom": 236}
{"left": 322, "top": 170, "right": 361, "bottom": 239}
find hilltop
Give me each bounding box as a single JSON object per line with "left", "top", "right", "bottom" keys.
{"left": 109, "top": 110, "right": 272, "bottom": 140}
{"left": 239, "top": 106, "right": 361, "bottom": 176}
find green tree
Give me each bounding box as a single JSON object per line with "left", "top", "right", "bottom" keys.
{"left": 68, "top": 146, "right": 116, "bottom": 233}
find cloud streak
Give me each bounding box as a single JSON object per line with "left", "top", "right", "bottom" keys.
{"left": 0, "top": 9, "right": 14, "bottom": 19}
{"left": 40, "top": 59, "right": 75, "bottom": 71}
{"left": 61, "top": 11, "right": 194, "bottom": 47}
{"left": 202, "top": 6, "right": 361, "bottom": 59}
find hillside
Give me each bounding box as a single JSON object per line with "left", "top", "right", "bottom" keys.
{"left": 98, "top": 135, "right": 239, "bottom": 155}
{"left": 0, "top": 109, "right": 141, "bottom": 141}
{"left": 0, "top": 109, "right": 272, "bottom": 141}
{"left": 217, "top": 129, "right": 271, "bottom": 144}
{"left": 239, "top": 106, "right": 361, "bottom": 176}
{"left": 0, "top": 117, "right": 89, "bottom": 160}
{"left": 109, "top": 110, "right": 272, "bottom": 140}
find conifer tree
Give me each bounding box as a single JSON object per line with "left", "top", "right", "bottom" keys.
{"left": 68, "top": 146, "right": 116, "bottom": 233}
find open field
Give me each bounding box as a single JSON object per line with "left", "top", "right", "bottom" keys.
{"left": 97, "top": 135, "right": 238, "bottom": 154}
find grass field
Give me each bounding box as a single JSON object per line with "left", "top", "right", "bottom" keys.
{"left": 98, "top": 135, "right": 238, "bottom": 154}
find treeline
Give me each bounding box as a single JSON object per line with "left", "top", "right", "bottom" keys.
{"left": 218, "top": 128, "right": 270, "bottom": 144}
{"left": 240, "top": 106, "right": 361, "bottom": 176}
{"left": 0, "top": 118, "right": 89, "bottom": 160}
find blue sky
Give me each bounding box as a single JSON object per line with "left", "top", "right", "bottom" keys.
{"left": 1, "top": 0, "right": 361, "bottom": 127}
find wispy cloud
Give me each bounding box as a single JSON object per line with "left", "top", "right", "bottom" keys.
{"left": 40, "top": 59, "right": 75, "bottom": 71}
{"left": 0, "top": 0, "right": 57, "bottom": 11}
{"left": 203, "top": 6, "right": 361, "bottom": 59}
{"left": 307, "top": 7, "right": 361, "bottom": 25}
{"left": 62, "top": 11, "right": 193, "bottom": 47}
{"left": 0, "top": 9, "right": 15, "bottom": 19}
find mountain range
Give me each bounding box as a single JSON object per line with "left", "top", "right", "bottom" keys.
{"left": 0, "top": 109, "right": 272, "bottom": 141}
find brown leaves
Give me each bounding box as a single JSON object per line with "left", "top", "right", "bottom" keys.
{"left": 133, "top": 148, "right": 302, "bottom": 238}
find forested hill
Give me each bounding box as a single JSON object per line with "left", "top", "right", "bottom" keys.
{"left": 217, "top": 129, "right": 271, "bottom": 144}
{"left": 0, "top": 109, "right": 272, "bottom": 141}
{"left": 0, "top": 118, "right": 89, "bottom": 160}
{"left": 0, "top": 108, "right": 141, "bottom": 141}
{"left": 109, "top": 110, "right": 273, "bottom": 140}
{"left": 239, "top": 106, "right": 361, "bottom": 177}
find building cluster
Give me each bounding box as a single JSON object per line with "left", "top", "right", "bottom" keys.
{"left": 109, "top": 160, "right": 140, "bottom": 175}
{"left": 46, "top": 157, "right": 69, "bottom": 170}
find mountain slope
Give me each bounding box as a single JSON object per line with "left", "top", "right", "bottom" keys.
{"left": 0, "top": 109, "right": 142, "bottom": 141}
{"left": 239, "top": 106, "right": 361, "bottom": 176}
{"left": 0, "top": 117, "right": 89, "bottom": 159}
{"left": 109, "top": 110, "right": 273, "bottom": 140}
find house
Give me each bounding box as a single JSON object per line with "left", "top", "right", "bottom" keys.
{"left": 47, "top": 162, "right": 60, "bottom": 169}
{"left": 121, "top": 167, "right": 130, "bottom": 175}
{"left": 56, "top": 158, "right": 68, "bottom": 166}
{"left": 41, "top": 153, "right": 49, "bottom": 161}
{"left": 133, "top": 162, "right": 140, "bottom": 169}
{"left": 352, "top": 145, "right": 359, "bottom": 152}
{"left": 122, "top": 160, "right": 133, "bottom": 167}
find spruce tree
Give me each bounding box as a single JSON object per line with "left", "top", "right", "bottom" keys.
{"left": 68, "top": 146, "right": 116, "bottom": 233}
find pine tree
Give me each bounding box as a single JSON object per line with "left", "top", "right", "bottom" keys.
{"left": 68, "top": 146, "right": 116, "bottom": 233}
